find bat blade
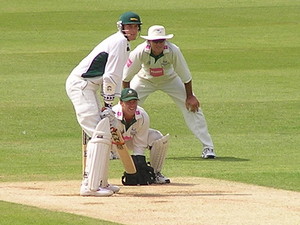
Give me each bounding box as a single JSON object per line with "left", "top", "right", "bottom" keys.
{"left": 82, "top": 130, "right": 89, "bottom": 177}
{"left": 111, "top": 128, "right": 137, "bottom": 174}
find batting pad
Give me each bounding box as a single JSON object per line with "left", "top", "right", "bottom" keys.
{"left": 86, "top": 118, "right": 112, "bottom": 191}
{"left": 150, "top": 134, "right": 169, "bottom": 173}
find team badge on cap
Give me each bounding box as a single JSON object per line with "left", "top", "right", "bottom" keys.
{"left": 120, "top": 88, "right": 139, "bottom": 102}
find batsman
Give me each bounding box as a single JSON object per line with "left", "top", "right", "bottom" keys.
{"left": 65, "top": 12, "right": 145, "bottom": 196}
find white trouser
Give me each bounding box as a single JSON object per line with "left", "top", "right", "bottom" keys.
{"left": 66, "top": 76, "right": 102, "bottom": 137}
{"left": 130, "top": 75, "right": 214, "bottom": 149}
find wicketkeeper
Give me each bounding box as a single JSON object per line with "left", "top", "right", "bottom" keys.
{"left": 80, "top": 88, "right": 170, "bottom": 196}
{"left": 112, "top": 88, "right": 170, "bottom": 185}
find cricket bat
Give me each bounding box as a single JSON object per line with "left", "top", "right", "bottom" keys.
{"left": 111, "top": 128, "right": 137, "bottom": 174}
{"left": 82, "top": 130, "right": 89, "bottom": 177}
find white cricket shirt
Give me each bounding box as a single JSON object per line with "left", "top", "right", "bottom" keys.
{"left": 112, "top": 104, "right": 149, "bottom": 154}
{"left": 70, "top": 31, "right": 130, "bottom": 96}
{"left": 123, "top": 41, "right": 192, "bottom": 84}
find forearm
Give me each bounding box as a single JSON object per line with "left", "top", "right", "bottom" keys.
{"left": 184, "top": 80, "right": 200, "bottom": 111}
{"left": 102, "top": 76, "right": 117, "bottom": 108}
{"left": 123, "top": 81, "right": 130, "bottom": 88}
{"left": 184, "top": 80, "right": 194, "bottom": 98}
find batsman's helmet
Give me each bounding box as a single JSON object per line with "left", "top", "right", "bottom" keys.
{"left": 119, "top": 11, "right": 142, "bottom": 25}
{"left": 117, "top": 11, "right": 142, "bottom": 32}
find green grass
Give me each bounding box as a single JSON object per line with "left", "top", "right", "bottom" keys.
{"left": 0, "top": 201, "right": 122, "bottom": 225}
{"left": 1, "top": 0, "right": 299, "bottom": 224}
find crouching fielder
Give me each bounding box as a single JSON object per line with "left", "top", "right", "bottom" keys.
{"left": 112, "top": 88, "right": 170, "bottom": 184}
{"left": 81, "top": 88, "right": 169, "bottom": 197}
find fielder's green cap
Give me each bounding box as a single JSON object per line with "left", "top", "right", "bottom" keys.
{"left": 119, "top": 11, "right": 142, "bottom": 25}
{"left": 120, "top": 88, "right": 139, "bottom": 102}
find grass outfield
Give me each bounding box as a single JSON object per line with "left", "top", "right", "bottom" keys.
{"left": 1, "top": 0, "right": 299, "bottom": 224}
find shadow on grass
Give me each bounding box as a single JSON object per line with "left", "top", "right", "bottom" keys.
{"left": 167, "top": 157, "right": 249, "bottom": 162}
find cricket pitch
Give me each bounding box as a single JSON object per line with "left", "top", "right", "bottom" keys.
{"left": 1, "top": 177, "right": 299, "bottom": 225}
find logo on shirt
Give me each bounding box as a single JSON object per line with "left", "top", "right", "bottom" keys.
{"left": 130, "top": 128, "right": 137, "bottom": 136}
{"left": 162, "top": 60, "right": 169, "bottom": 66}
{"left": 150, "top": 68, "right": 164, "bottom": 77}
{"left": 126, "top": 59, "right": 133, "bottom": 67}
{"left": 123, "top": 136, "right": 132, "bottom": 141}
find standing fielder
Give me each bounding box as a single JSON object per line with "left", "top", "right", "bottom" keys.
{"left": 66, "top": 12, "right": 142, "bottom": 196}
{"left": 123, "top": 25, "right": 216, "bottom": 159}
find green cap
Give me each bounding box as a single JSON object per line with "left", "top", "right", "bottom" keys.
{"left": 120, "top": 88, "right": 139, "bottom": 102}
{"left": 119, "top": 11, "right": 142, "bottom": 25}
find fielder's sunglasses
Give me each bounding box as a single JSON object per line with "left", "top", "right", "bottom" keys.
{"left": 152, "top": 39, "right": 166, "bottom": 43}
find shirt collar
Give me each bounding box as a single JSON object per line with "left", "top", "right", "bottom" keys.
{"left": 113, "top": 103, "right": 143, "bottom": 121}
{"left": 144, "top": 41, "right": 170, "bottom": 54}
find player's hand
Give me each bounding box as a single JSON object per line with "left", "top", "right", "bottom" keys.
{"left": 185, "top": 95, "right": 200, "bottom": 112}
{"left": 101, "top": 107, "right": 117, "bottom": 127}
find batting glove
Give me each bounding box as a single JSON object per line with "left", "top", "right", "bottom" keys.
{"left": 100, "top": 107, "right": 117, "bottom": 128}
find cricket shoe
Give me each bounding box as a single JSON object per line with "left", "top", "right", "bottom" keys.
{"left": 105, "top": 184, "right": 120, "bottom": 193}
{"left": 202, "top": 148, "right": 216, "bottom": 159}
{"left": 154, "top": 172, "right": 170, "bottom": 184}
{"left": 80, "top": 184, "right": 114, "bottom": 197}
